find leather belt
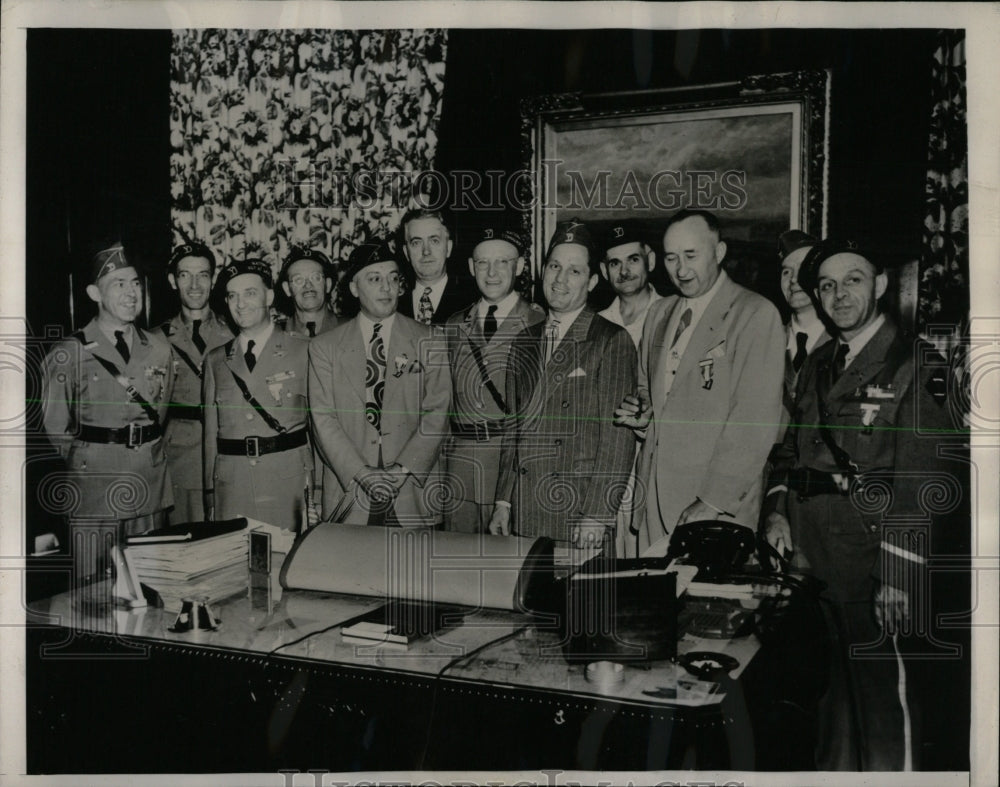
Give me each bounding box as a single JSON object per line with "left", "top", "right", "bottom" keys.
{"left": 788, "top": 466, "right": 850, "bottom": 499}
{"left": 78, "top": 422, "right": 162, "bottom": 448}
{"left": 217, "top": 428, "right": 308, "bottom": 458}
{"left": 168, "top": 404, "right": 203, "bottom": 422}
{"left": 451, "top": 419, "right": 507, "bottom": 442}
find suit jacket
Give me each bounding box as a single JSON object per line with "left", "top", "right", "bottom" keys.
{"left": 41, "top": 318, "right": 174, "bottom": 519}
{"left": 496, "top": 308, "right": 637, "bottom": 541}
{"left": 202, "top": 326, "right": 312, "bottom": 528}
{"left": 308, "top": 313, "right": 452, "bottom": 525}
{"left": 634, "top": 275, "right": 785, "bottom": 552}
{"left": 443, "top": 297, "right": 546, "bottom": 511}
{"left": 768, "top": 317, "right": 960, "bottom": 594}
{"left": 398, "top": 273, "right": 478, "bottom": 325}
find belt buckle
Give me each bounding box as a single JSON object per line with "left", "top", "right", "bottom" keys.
{"left": 127, "top": 422, "right": 142, "bottom": 449}
{"left": 246, "top": 436, "right": 260, "bottom": 458}
{"left": 474, "top": 421, "right": 490, "bottom": 442}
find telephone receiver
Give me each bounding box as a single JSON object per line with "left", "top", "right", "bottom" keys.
{"left": 666, "top": 520, "right": 756, "bottom": 580}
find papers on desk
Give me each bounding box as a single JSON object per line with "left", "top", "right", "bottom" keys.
{"left": 567, "top": 559, "right": 699, "bottom": 598}
{"left": 125, "top": 519, "right": 249, "bottom": 612}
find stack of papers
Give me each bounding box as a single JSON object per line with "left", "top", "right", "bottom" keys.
{"left": 125, "top": 519, "right": 249, "bottom": 611}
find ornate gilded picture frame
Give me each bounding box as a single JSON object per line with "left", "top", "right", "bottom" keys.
{"left": 520, "top": 70, "right": 831, "bottom": 285}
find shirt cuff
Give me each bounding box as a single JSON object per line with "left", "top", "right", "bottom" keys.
{"left": 494, "top": 500, "right": 512, "bottom": 509}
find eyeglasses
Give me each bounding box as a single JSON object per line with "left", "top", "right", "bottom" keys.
{"left": 473, "top": 257, "right": 518, "bottom": 269}
{"left": 289, "top": 272, "right": 326, "bottom": 287}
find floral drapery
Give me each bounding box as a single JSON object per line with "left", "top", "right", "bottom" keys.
{"left": 918, "top": 30, "right": 967, "bottom": 336}
{"left": 169, "top": 29, "right": 447, "bottom": 277}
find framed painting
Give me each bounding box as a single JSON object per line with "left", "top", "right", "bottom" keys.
{"left": 520, "top": 70, "right": 831, "bottom": 290}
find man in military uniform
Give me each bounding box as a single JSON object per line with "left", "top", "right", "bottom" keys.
{"left": 42, "top": 242, "right": 174, "bottom": 579}
{"left": 277, "top": 246, "right": 340, "bottom": 339}
{"left": 202, "top": 258, "right": 313, "bottom": 531}
{"left": 763, "top": 239, "right": 962, "bottom": 770}
{"left": 443, "top": 226, "right": 544, "bottom": 532}
{"left": 160, "top": 241, "right": 232, "bottom": 523}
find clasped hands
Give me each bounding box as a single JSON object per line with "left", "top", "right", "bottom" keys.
{"left": 355, "top": 463, "right": 409, "bottom": 502}
{"left": 613, "top": 390, "right": 652, "bottom": 430}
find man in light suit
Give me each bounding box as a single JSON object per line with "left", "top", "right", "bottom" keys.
{"left": 616, "top": 209, "right": 785, "bottom": 554}
{"left": 490, "top": 219, "right": 636, "bottom": 545}
{"left": 443, "top": 226, "right": 545, "bottom": 532}
{"left": 776, "top": 229, "right": 831, "bottom": 434}
{"left": 202, "top": 258, "right": 313, "bottom": 530}
{"left": 397, "top": 208, "right": 478, "bottom": 325}
{"left": 308, "top": 242, "right": 452, "bottom": 527}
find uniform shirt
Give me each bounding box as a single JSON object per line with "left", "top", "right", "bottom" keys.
{"left": 476, "top": 290, "right": 520, "bottom": 331}
{"left": 161, "top": 311, "right": 232, "bottom": 408}
{"left": 786, "top": 313, "right": 829, "bottom": 357}
{"left": 283, "top": 309, "right": 339, "bottom": 339}
{"left": 410, "top": 275, "right": 448, "bottom": 318}
{"left": 598, "top": 287, "right": 663, "bottom": 349}
{"left": 838, "top": 313, "right": 886, "bottom": 370}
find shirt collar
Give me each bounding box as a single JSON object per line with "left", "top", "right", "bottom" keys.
{"left": 840, "top": 313, "right": 886, "bottom": 365}
{"left": 788, "top": 311, "right": 828, "bottom": 353}
{"left": 478, "top": 290, "right": 520, "bottom": 323}
{"left": 547, "top": 305, "right": 586, "bottom": 340}
{"left": 680, "top": 269, "right": 728, "bottom": 322}
{"left": 239, "top": 320, "right": 273, "bottom": 354}
{"left": 358, "top": 311, "right": 396, "bottom": 346}
{"left": 414, "top": 274, "right": 448, "bottom": 305}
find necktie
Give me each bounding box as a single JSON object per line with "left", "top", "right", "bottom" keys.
{"left": 306, "top": 321, "right": 316, "bottom": 338}
{"left": 483, "top": 304, "right": 498, "bottom": 341}
{"left": 244, "top": 339, "right": 256, "bottom": 372}
{"left": 832, "top": 342, "right": 849, "bottom": 383}
{"left": 544, "top": 319, "right": 560, "bottom": 365}
{"left": 114, "top": 330, "right": 130, "bottom": 363}
{"left": 364, "top": 323, "right": 386, "bottom": 434}
{"left": 671, "top": 307, "right": 692, "bottom": 349}
{"left": 417, "top": 287, "right": 434, "bottom": 325}
{"left": 792, "top": 331, "right": 809, "bottom": 373}
{"left": 191, "top": 319, "right": 206, "bottom": 353}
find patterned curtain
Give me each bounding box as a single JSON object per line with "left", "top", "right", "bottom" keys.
{"left": 918, "top": 30, "right": 967, "bottom": 340}
{"left": 169, "top": 29, "right": 447, "bottom": 279}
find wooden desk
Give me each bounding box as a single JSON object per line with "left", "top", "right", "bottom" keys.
{"left": 25, "top": 578, "right": 827, "bottom": 773}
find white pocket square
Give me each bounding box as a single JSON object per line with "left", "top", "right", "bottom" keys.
{"left": 568, "top": 367, "right": 587, "bottom": 378}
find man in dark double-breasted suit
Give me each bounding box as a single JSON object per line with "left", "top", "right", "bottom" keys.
{"left": 202, "top": 258, "right": 312, "bottom": 531}
{"left": 490, "top": 219, "right": 636, "bottom": 546}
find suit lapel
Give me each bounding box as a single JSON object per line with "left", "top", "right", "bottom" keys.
{"left": 671, "top": 277, "right": 735, "bottom": 390}
{"left": 828, "top": 319, "right": 897, "bottom": 399}
{"left": 337, "top": 319, "right": 366, "bottom": 401}
{"left": 544, "top": 308, "right": 593, "bottom": 391}
{"left": 384, "top": 317, "right": 419, "bottom": 411}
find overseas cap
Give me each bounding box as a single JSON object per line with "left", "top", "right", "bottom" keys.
{"left": 91, "top": 243, "right": 132, "bottom": 283}
{"left": 216, "top": 258, "right": 274, "bottom": 290}
{"left": 777, "top": 229, "right": 818, "bottom": 261}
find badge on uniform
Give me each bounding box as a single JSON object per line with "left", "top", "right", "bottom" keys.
{"left": 864, "top": 384, "right": 895, "bottom": 400}
{"left": 699, "top": 359, "right": 714, "bottom": 390}
{"left": 145, "top": 366, "right": 167, "bottom": 402}
{"left": 266, "top": 370, "right": 296, "bottom": 405}
{"left": 859, "top": 402, "right": 880, "bottom": 434}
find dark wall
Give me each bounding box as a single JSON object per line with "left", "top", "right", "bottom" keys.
{"left": 436, "top": 28, "right": 939, "bottom": 274}
{"left": 26, "top": 28, "right": 172, "bottom": 335}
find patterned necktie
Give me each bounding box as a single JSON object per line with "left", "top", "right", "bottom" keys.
{"left": 544, "top": 319, "right": 560, "bottom": 365}
{"left": 191, "top": 319, "right": 206, "bottom": 353}
{"left": 671, "top": 307, "right": 692, "bottom": 349}
{"left": 114, "top": 330, "right": 130, "bottom": 363}
{"left": 832, "top": 342, "right": 849, "bottom": 383}
{"left": 417, "top": 287, "right": 434, "bottom": 325}
{"left": 483, "top": 304, "right": 498, "bottom": 341}
{"left": 792, "top": 331, "right": 809, "bottom": 373}
{"left": 365, "top": 323, "right": 386, "bottom": 433}
{"left": 306, "top": 321, "right": 316, "bottom": 338}
{"left": 244, "top": 339, "right": 256, "bottom": 372}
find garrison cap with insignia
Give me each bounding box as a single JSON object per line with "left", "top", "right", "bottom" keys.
{"left": 798, "top": 238, "right": 882, "bottom": 293}
{"left": 473, "top": 227, "right": 525, "bottom": 256}
{"left": 91, "top": 242, "right": 132, "bottom": 283}
{"left": 343, "top": 241, "right": 398, "bottom": 282}
{"left": 546, "top": 218, "right": 595, "bottom": 262}
{"left": 216, "top": 257, "right": 274, "bottom": 290}
{"left": 603, "top": 223, "right": 645, "bottom": 255}
{"left": 777, "top": 229, "right": 818, "bottom": 260}
{"left": 279, "top": 246, "right": 335, "bottom": 284}
{"left": 167, "top": 241, "right": 216, "bottom": 274}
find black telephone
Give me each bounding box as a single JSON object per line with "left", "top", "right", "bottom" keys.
{"left": 666, "top": 520, "right": 756, "bottom": 580}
